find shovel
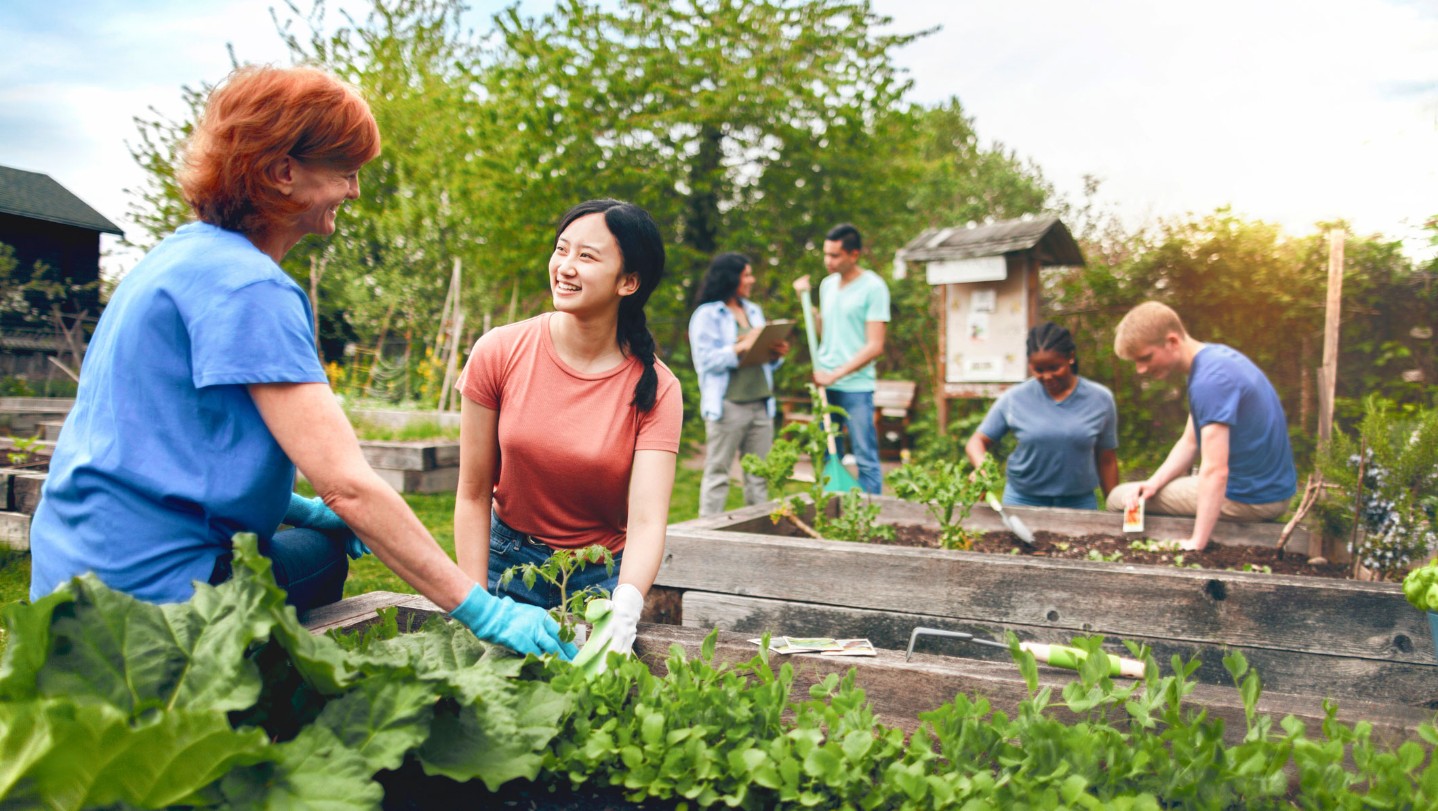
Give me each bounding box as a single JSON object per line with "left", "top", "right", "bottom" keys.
{"left": 905, "top": 626, "right": 1145, "bottom": 679}
{"left": 985, "top": 491, "right": 1035, "bottom": 546}
{"left": 799, "top": 288, "right": 861, "bottom": 493}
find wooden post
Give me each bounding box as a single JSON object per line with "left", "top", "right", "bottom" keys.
{"left": 308, "top": 255, "right": 324, "bottom": 362}
{"left": 936, "top": 282, "right": 948, "bottom": 432}
{"left": 1317, "top": 229, "right": 1344, "bottom": 448}
{"left": 436, "top": 258, "right": 464, "bottom": 413}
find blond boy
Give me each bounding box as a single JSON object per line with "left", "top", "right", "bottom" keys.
{"left": 1106, "top": 302, "right": 1295, "bottom": 550}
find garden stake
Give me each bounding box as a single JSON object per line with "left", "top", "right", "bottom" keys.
{"left": 984, "top": 491, "right": 1035, "bottom": 546}
{"left": 905, "top": 626, "right": 1145, "bottom": 679}
{"left": 799, "top": 288, "right": 861, "bottom": 493}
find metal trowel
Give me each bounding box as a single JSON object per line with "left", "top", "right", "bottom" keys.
{"left": 985, "top": 492, "right": 1035, "bottom": 546}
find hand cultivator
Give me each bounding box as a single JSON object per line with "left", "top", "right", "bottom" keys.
{"left": 905, "top": 626, "right": 1145, "bottom": 679}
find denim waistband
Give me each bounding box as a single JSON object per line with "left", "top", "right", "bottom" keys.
{"left": 492, "top": 512, "right": 551, "bottom": 549}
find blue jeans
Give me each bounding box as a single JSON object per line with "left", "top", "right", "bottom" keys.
{"left": 1002, "top": 485, "right": 1098, "bottom": 510}
{"left": 486, "top": 513, "right": 621, "bottom": 610}
{"left": 826, "top": 388, "right": 881, "bottom": 494}
{"left": 211, "top": 527, "right": 349, "bottom": 613}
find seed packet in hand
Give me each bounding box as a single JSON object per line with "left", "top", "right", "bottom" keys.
{"left": 1123, "top": 498, "right": 1145, "bottom": 533}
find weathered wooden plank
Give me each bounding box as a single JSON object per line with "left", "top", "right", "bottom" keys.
{"left": 299, "top": 591, "right": 439, "bottom": 634}
{"left": 299, "top": 593, "right": 1427, "bottom": 749}
{"left": 359, "top": 441, "right": 437, "bottom": 471}
{"left": 0, "top": 511, "right": 30, "bottom": 551}
{"left": 9, "top": 472, "right": 45, "bottom": 516}
{"left": 684, "top": 496, "right": 1310, "bottom": 552}
{"left": 0, "top": 397, "right": 75, "bottom": 412}
{"left": 656, "top": 528, "right": 1426, "bottom": 666}
{"left": 372, "top": 465, "right": 460, "bottom": 494}
{"left": 38, "top": 421, "right": 64, "bottom": 441}
{"left": 636, "top": 622, "right": 1426, "bottom": 749}
{"left": 682, "top": 591, "right": 1438, "bottom": 709}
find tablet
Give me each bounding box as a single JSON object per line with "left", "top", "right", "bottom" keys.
{"left": 738, "top": 319, "right": 794, "bottom": 367}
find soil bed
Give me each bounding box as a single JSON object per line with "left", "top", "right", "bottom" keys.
{"left": 763, "top": 519, "right": 1349, "bottom": 578}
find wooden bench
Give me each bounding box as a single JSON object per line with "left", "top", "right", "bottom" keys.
{"left": 779, "top": 379, "right": 917, "bottom": 460}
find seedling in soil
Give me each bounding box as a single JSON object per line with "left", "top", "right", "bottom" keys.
{"left": 498, "top": 544, "right": 614, "bottom": 643}
{"left": 5, "top": 434, "right": 42, "bottom": 466}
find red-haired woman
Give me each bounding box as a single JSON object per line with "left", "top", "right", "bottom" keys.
{"left": 28, "top": 66, "right": 572, "bottom": 659}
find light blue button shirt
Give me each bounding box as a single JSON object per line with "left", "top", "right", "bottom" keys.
{"left": 688, "top": 299, "right": 782, "bottom": 422}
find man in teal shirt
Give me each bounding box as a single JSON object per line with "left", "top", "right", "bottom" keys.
{"left": 792, "top": 223, "right": 891, "bottom": 493}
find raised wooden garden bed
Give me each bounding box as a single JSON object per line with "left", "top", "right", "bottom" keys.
{"left": 360, "top": 439, "right": 459, "bottom": 494}
{"left": 296, "top": 439, "right": 460, "bottom": 494}
{"left": 656, "top": 497, "right": 1437, "bottom": 711}
{"left": 300, "top": 591, "right": 1429, "bottom": 750}
{"left": 0, "top": 397, "right": 73, "bottom": 437}
{"left": 0, "top": 443, "right": 50, "bottom": 551}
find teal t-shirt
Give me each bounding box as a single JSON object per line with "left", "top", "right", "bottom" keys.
{"left": 816, "top": 270, "right": 890, "bottom": 392}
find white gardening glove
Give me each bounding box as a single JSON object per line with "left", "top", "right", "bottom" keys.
{"left": 591, "top": 583, "right": 644, "bottom": 657}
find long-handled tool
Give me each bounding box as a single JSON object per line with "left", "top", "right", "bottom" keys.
{"left": 799, "top": 288, "right": 860, "bottom": 493}
{"left": 905, "top": 626, "right": 1145, "bottom": 679}
{"left": 985, "top": 492, "right": 1035, "bottom": 546}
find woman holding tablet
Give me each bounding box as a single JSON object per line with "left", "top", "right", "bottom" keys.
{"left": 689, "top": 252, "right": 791, "bottom": 516}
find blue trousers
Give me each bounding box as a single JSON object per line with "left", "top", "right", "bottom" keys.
{"left": 1002, "top": 485, "right": 1099, "bottom": 510}
{"left": 826, "top": 388, "right": 882, "bottom": 494}
{"left": 486, "top": 512, "right": 621, "bottom": 610}
{"left": 210, "top": 527, "right": 349, "bottom": 613}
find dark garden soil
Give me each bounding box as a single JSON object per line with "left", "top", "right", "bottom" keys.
{"left": 765, "top": 520, "right": 1352, "bottom": 579}
{"left": 379, "top": 763, "right": 675, "bottom": 811}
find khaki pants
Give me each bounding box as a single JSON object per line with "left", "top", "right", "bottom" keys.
{"left": 699, "top": 400, "right": 774, "bottom": 517}
{"left": 1105, "top": 476, "right": 1287, "bottom": 522}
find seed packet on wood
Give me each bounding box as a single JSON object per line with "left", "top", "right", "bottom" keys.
{"left": 1123, "top": 498, "right": 1145, "bottom": 533}
{"left": 750, "top": 636, "right": 878, "bottom": 656}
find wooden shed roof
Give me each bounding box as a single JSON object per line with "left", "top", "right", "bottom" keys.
{"left": 0, "top": 165, "right": 122, "bottom": 235}
{"left": 899, "top": 215, "right": 1083, "bottom": 267}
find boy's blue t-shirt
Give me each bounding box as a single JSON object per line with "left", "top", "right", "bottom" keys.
{"left": 817, "top": 270, "right": 890, "bottom": 393}
{"left": 977, "top": 377, "right": 1118, "bottom": 498}
{"left": 29, "top": 222, "right": 328, "bottom": 604}
{"left": 1188, "top": 344, "right": 1296, "bottom": 504}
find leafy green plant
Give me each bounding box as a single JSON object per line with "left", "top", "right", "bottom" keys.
{"left": 499, "top": 545, "right": 614, "bottom": 643}
{"left": 741, "top": 385, "right": 880, "bottom": 541}
{"left": 4, "top": 434, "right": 43, "bottom": 467}
{"left": 1402, "top": 559, "right": 1438, "bottom": 612}
{"left": 1316, "top": 395, "right": 1438, "bottom": 579}
{"left": 887, "top": 456, "right": 999, "bottom": 549}
{"left": 2, "top": 536, "right": 1436, "bottom": 809}
{"left": 827, "top": 489, "right": 894, "bottom": 543}
{"left": 1086, "top": 549, "right": 1124, "bottom": 563}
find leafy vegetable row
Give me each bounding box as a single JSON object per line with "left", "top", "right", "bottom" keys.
{"left": 2, "top": 534, "right": 1436, "bottom": 809}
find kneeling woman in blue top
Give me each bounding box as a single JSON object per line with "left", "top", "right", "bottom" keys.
{"left": 964, "top": 323, "right": 1120, "bottom": 510}
{"left": 28, "top": 65, "right": 572, "bottom": 660}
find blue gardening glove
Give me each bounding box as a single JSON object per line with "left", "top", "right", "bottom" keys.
{"left": 284, "top": 493, "right": 371, "bottom": 560}
{"left": 449, "top": 584, "right": 578, "bottom": 660}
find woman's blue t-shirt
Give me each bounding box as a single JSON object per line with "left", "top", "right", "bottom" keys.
{"left": 977, "top": 377, "right": 1119, "bottom": 498}
{"left": 29, "top": 222, "right": 328, "bottom": 604}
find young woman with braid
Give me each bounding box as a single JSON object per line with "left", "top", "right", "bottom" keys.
{"left": 454, "top": 199, "right": 682, "bottom": 661}
{"left": 964, "top": 322, "right": 1120, "bottom": 510}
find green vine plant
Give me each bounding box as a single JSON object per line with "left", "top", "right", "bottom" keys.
{"left": 742, "top": 384, "right": 891, "bottom": 542}
{"left": 885, "top": 455, "right": 1000, "bottom": 550}
{"left": 498, "top": 544, "right": 614, "bottom": 643}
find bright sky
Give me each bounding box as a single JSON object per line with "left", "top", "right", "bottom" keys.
{"left": 3, "top": 0, "right": 1436, "bottom": 277}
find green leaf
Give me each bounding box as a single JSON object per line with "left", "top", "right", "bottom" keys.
{"left": 219, "top": 725, "right": 382, "bottom": 810}
{"left": 0, "top": 698, "right": 267, "bottom": 810}
{"left": 418, "top": 679, "right": 568, "bottom": 790}
{"left": 0, "top": 586, "right": 73, "bottom": 701}
{"left": 314, "top": 676, "right": 438, "bottom": 774}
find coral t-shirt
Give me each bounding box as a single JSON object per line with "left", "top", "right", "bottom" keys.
{"left": 457, "top": 313, "right": 682, "bottom": 551}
